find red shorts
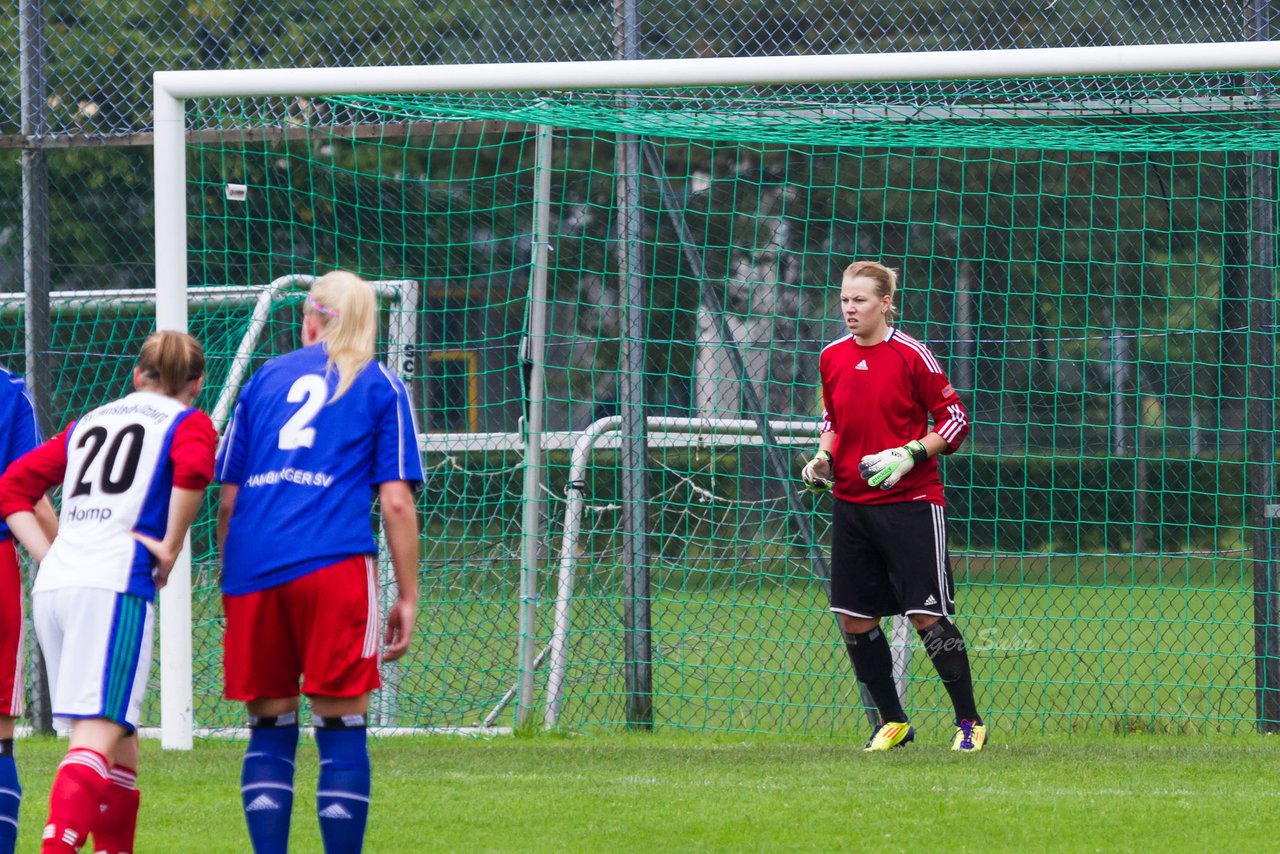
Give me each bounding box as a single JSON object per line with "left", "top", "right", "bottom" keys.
{"left": 222, "top": 555, "right": 381, "bottom": 702}
{"left": 0, "top": 539, "right": 23, "bottom": 717}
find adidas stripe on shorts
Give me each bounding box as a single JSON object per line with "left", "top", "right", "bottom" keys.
{"left": 828, "top": 497, "right": 956, "bottom": 620}
{"left": 33, "top": 586, "right": 154, "bottom": 732}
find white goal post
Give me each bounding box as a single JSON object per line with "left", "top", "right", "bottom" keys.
{"left": 153, "top": 40, "right": 1280, "bottom": 747}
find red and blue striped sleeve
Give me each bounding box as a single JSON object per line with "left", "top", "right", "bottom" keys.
{"left": 171, "top": 410, "right": 218, "bottom": 490}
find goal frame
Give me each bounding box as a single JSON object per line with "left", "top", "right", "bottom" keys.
{"left": 154, "top": 40, "right": 1280, "bottom": 747}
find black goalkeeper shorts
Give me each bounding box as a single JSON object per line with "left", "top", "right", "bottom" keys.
{"left": 828, "top": 498, "right": 956, "bottom": 620}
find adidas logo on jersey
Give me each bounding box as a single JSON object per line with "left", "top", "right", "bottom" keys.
{"left": 318, "top": 803, "right": 353, "bottom": 820}
{"left": 855, "top": 360, "right": 869, "bottom": 371}
{"left": 245, "top": 794, "right": 282, "bottom": 812}
{"left": 924, "top": 595, "right": 938, "bottom": 606}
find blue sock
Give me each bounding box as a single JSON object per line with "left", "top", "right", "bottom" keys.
{"left": 0, "top": 741, "right": 19, "bottom": 854}
{"left": 241, "top": 713, "right": 299, "bottom": 854}
{"left": 314, "top": 715, "right": 371, "bottom": 854}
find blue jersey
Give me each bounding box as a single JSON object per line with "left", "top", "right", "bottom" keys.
{"left": 0, "top": 368, "right": 42, "bottom": 542}
{"left": 216, "top": 344, "right": 423, "bottom": 595}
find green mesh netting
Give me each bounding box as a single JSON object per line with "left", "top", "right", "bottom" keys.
{"left": 126, "top": 70, "right": 1280, "bottom": 736}
{"left": 330, "top": 73, "right": 1280, "bottom": 150}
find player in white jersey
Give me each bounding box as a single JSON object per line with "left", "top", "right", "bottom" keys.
{"left": 216, "top": 271, "right": 422, "bottom": 854}
{"left": 0, "top": 332, "right": 217, "bottom": 854}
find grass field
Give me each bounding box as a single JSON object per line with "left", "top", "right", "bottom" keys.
{"left": 9, "top": 731, "right": 1278, "bottom": 851}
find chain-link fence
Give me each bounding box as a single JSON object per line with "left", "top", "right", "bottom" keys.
{"left": 0, "top": 2, "right": 1269, "bottom": 294}
{"left": 1, "top": 2, "right": 1270, "bottom": 137}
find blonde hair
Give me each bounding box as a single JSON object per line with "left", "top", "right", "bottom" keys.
{"left": 136, "top": 331, "right": 205, "bottom": 397}
{"left": 306, "top": 271, "right": 377, "bottom": 400}
{"left": 843, "top": 260, "right": 900, "bottom": 321}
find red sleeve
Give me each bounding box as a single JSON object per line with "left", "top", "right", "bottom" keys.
{"left": 171, "top": 411, "right": 217, "bottom": 491}
{"left": 915, "top": 366, "right": 969, "bottom": 453}
{"left": 0, "top": 424, "right": 72, "bottom": 517}
{"left": 819, "top": 349, "right": 836, "bottom": 435}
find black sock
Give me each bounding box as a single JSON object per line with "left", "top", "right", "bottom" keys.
{"left": 0, "top": 738, "right": 11, "bottom": 757}
{"left": 918, "top": 619, "right": 981, "bottom": 724}
{"left": 845, "top": 627, "right": 907, "bottom": 724}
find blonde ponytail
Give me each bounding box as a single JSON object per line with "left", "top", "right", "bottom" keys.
{"left": 305, "top": 271, "right": 377, "bottom": 400}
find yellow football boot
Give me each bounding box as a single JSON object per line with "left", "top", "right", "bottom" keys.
{"left": 863, "top": 721, "right": 915, "bottom": 751}
{"left": 950, "top": 720, "right": 987, "bottom": 752}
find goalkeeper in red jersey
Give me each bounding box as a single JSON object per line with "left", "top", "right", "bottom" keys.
{"left": 802, "top": 260, "right": 985, "bottom": 752}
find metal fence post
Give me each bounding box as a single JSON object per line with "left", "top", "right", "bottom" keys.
{"left": 19, "top": 0, "right": 53, "bottom": 737}
{"left": 1246, "top": 0, "right": 1280, "bottom": 734}
{"left": 614, "top": 0, "right": 653, "bottom": 730}
{"left": 1247, "top": 149, "right": 1279, "bottom": 732}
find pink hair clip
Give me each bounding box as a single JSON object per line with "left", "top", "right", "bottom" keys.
{"left": 305, "top": 296, "right": 340, "bottom": 318}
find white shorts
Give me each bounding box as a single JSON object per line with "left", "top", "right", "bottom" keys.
{"left": 32, "top": 587, "right": 154, "bottom": 733}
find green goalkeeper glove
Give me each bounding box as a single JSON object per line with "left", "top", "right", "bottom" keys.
{"left": 801, "top": 450, "right": 833, "bottom": 493}
{"left": 858, "top": 440, "right": 928, "bottom": 490}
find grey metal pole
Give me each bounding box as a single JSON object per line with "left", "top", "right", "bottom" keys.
{"left": 19, "top": 0, "right": 53, "bottom": 737}
{"left": 955, "top": 259, "right": 976, "bottom": 398}
{"left": 516, "top": 125, "right": 554, "bottom": 727}
{"left": 614, "top": 0, "right": 653, "bottom": 730}
{"left": 1246, "top": 0, "right": 1280, "bottom": 734}
{"left": 19, "top": 0, "right": 51, "bottom": 434}
{"left": 1248, "top": 148, "right": 1279, "bottom": 732}
{"left": 1108, "top": 329, "right": 1129, "bottom": 457}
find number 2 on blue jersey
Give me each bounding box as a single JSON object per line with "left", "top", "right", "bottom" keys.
{"left": 278, "top": 374, "right": 328, "bottom": 450}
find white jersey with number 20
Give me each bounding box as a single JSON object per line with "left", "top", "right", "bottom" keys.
{"left": 35, "top": 391, "right": 197, "bottom": 598}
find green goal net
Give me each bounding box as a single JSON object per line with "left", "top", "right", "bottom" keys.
{"left": 158, "top": 67, "right": 1280, "bottom": 736}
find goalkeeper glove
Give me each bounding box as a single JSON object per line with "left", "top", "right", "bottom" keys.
{"left": 859, "top": 440, "right": 928, "bottom": 490}
{"left": 801, "top": 450, "right": 834, "bottom": 493}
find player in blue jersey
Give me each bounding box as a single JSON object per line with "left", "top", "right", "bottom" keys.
{"left": 215, "top": 271, "right": 422, "bottom": 854}
{"left": 0, "top": 368, "right": 56, "bottom": 854}
{"left": 0, "top": 331, "right": 216, "bottom": 854}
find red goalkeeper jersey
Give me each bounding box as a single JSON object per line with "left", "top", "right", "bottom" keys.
{"left": 819, "top": 328, "right": 969, "bottom": 506}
